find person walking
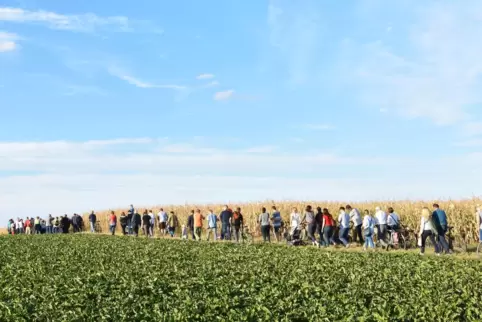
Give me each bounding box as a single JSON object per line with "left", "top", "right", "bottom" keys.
{"left": 290, "top": 207, "right": 301, "bottom": 236}
{"left": 419, "top": 207, "right": 439, "bottom": 255}
{"left": 46, "top": 214, "right": 53, "bottom": 234}
{"left": 233, "top": 208, "right": 244, "bottom": 242}
{"left": 271, "top": 206, "right": 282, "bottom": 242}
{"left": 347, "top": 205, "right": 363, "bottom": 246}
{"left": 158, "top": 208, "right": 168, "bottom": 236}
{"left": 142, "top": 210, "right": 151, "bottom": 237}
{"left": 258, "top": 207, "right": 271, "bottom": 243}
{"left": 168, "top": 211, "right": 178, "bottom": 237}
{"left": 17, "top": 218, "right": 25, "bottom": 234}
{"left": 148, "top": 210, "right": 155, "bottom": 237}
{"left": 477, "top": 206, "right": 482, "bottom": 243}
{"left": 132, "top": 211, "right": 141, "bottom": 237}
{"left": 109, "top": 211, "right": 117, "bottom": 236}
{"left": 61, "top": 215, "right": 70, "bottom": 234}
{"left": 321, "top": 209, "right": 335, "bottom": 247}
{"left": 187, "top": 210, "right": 196, "bottom": 240}
{"left": 193, "top": 209, "right": 204, "bottom": 241}
{"left": 219, "top": 206, "right": 232, "bottom": 240}
{"left": 362, "top": 210, "right": 375, "bottom": 250}
{"left": 89, "top": 211, "right": 97, "bottom": 233}
{"left": 375, "top": 207, "right": 388, "bottom": 247}
{"left": 338, "top": 207, "right": 350, "bottom": 247}
{"left": 127, "top": 205, "right": 135, "bottom": 235}
{"left": 53, "top": 217, "right": 60, "bottom": 233}
{"left": 432, "top": 203, "right": 450, "bottom": 254}
{"left": 34, "top": 216, "right": 42, "bottom": 234}
{"left": 120, "top": 212, "right": 128, "bottom": 235}
{"left": 24, "top": 218, "right": 31, "bottom": 235}
{"left": 206, "top": 209, "right": 218, "bottom": 241}
{"left": 302, "top": 205, "right": 317, "bottom": 246}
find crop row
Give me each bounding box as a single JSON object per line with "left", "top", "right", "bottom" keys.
{"left": 0, "top": 234, "right": 481, "bottom": 321}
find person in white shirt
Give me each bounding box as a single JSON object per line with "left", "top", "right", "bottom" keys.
{"left": 290, "top": 207, "right": 301, "bottom": 235}
{"left": 375, "top": 207, "right": 388, "bottom": 246}
{"left": 346, "top": 205, "right": 363, "bottom": 245}
{"left": 476, "top": 206, "right": 482, "bottom": 243}
{"left": 337, "top": 207, "right": 351, "bottom": 247}
{"left": 386, "top": 207, "right": 400, "bottom": 230}
{"left": 419, "top": 207, "right": 439, "bottom": 255}
{"left": 157, "top": 208, "right": 167, "bottom": 235}
{"left": 16, "top": 219, "right": 24, "bottom": 234}
{"left": 362, "top": 210, "right": 375, "bottom": 250}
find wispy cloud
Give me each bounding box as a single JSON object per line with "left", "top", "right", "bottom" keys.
{"left": 0, "top": 31, "right": 18, "bottom": 52}
{"left": 344, "top": 1, "right": 482, "bottom": 125}
{"left": 0, "top": 7, "right": 133, "bottom": 32}
{"left": 108, "top": 67, "right": 186, "bottom": 90}
{"left": 196, "top": 73, "right": 215, "bottom": 80}
{"left": 214, "top": 89, "right": 234, "bottom": 101}
{"left": 63, "top": 85, "right": 108, "bottom": 97}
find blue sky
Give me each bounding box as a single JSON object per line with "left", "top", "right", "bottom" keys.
{"left": 1, "top": 0, "right": 482, "bottom": 219}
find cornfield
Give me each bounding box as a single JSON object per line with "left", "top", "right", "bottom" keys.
{"left": 82, "top": 199, "right": 482, "bottom": 242}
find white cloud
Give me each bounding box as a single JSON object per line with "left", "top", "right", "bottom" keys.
{"left": 0, "top": 137, "right": 482, "bottom": 219}
{"left": 214, "top": 89, "right": 234, "bottom": 101}
{"left": 108, "top": 68, "right": 186, "bottom": 90}
{"left": 0, "top": 31, "right": 18, "bottom": 52}
{"left": 0, "top": 40, "right": 15, "bottom": 52}
{"left": 0, "top": 7, "right": 130, "bottom": 32}
{"left": 196, "top": 73, "right": 215, "bottom": 80}
{"left": 345, "top": 2, "right": 482, "bottom": 125}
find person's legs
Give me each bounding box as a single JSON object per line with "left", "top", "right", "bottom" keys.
{"left": 420, "top": 230, "right": 429, "bottom": 254}
{"left": 307, "top": 223, "right": 316, "bottom": 243}
{"left": 195, "top": 227, "right": 201, "bottom": 240}
{"left": 378, "top": 224, "right": 387, "bottom": 246}
{"left": 356, "top": 224, "right": 364, "bottom": 245}
{"left": 322, "top": 227, "right": 329, "bottom": 246}
{"left": 339, "top": 228, "right": 349, "bottom": 246}
{"left": 437, "top": 229, "right": 450, "bottom": 253}
{"left": 206, "top": 228, "right": 212, "bottom": 241}
{"left": 213, "top": 227, "right": 217, "bottom": 241}
{"left": 479, "top": 229, "right": 482, "bottom": 243}
{"left": 428, "top": 232, "right": 438, "bottom": 254}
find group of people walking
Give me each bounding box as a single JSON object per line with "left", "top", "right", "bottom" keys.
{"left": 7, "top": 203, "right": 482, "bottom": 256}
{"left": 6, "top": 214, "right": 84, "bottom": 235}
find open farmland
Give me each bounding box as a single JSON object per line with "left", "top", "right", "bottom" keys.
{"left": 83, "top": 199, "right": 482, "bottom": 242}
{"left": 0, "top": 235, "right": 481, "bottom": 321}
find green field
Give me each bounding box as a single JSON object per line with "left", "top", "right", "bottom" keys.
{"left": 0, "top": 235, "right": 481, "bottom": 321}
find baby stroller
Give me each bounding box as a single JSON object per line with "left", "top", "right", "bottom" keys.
{"left": 285, "top": 225, "right": 306, "bottom": 246}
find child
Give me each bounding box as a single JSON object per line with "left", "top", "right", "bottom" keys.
{"left": 181, "top": 225, "right": 187, "bottom": 239}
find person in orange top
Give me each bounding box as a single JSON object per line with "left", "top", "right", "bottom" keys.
{"left": 109, "top": 211, "right": 117, "bottom": 236}
{"left": 193, "top": 209, "right": 205, "bottom": 241}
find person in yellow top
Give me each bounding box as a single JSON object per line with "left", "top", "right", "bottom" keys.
{"left": 193, "top": 209, "right": 205, "bottom": 241}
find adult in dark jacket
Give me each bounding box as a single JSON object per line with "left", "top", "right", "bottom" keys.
{"left": 132, "top": 212, "right": 141, "bottom": 237}
{"left": 89, "top": 211, "right": 97, "bottom": 233}
{"left": 187, "top": 210, "right": 195, "bottom": 240}
{"left": 119, "top": 212, "right": 128, "bottom": 235}
{"left": 61, "top": 215, "right": 70, "bottom": 234}
{"left": 72, "top": 214, "right": 80, "bottom": 233}
{"left": 219, "top": 206, "right": 233, "bottom": 240}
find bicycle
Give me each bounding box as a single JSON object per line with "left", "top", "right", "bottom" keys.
{"left": 446, "top": 226, "right": 467, "bottom": 253}
{"left": 385, "top": 226, "right": 403, "bottom": 251}
{"left": 241, "top": 226, "right": 254, "bottom": 243}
